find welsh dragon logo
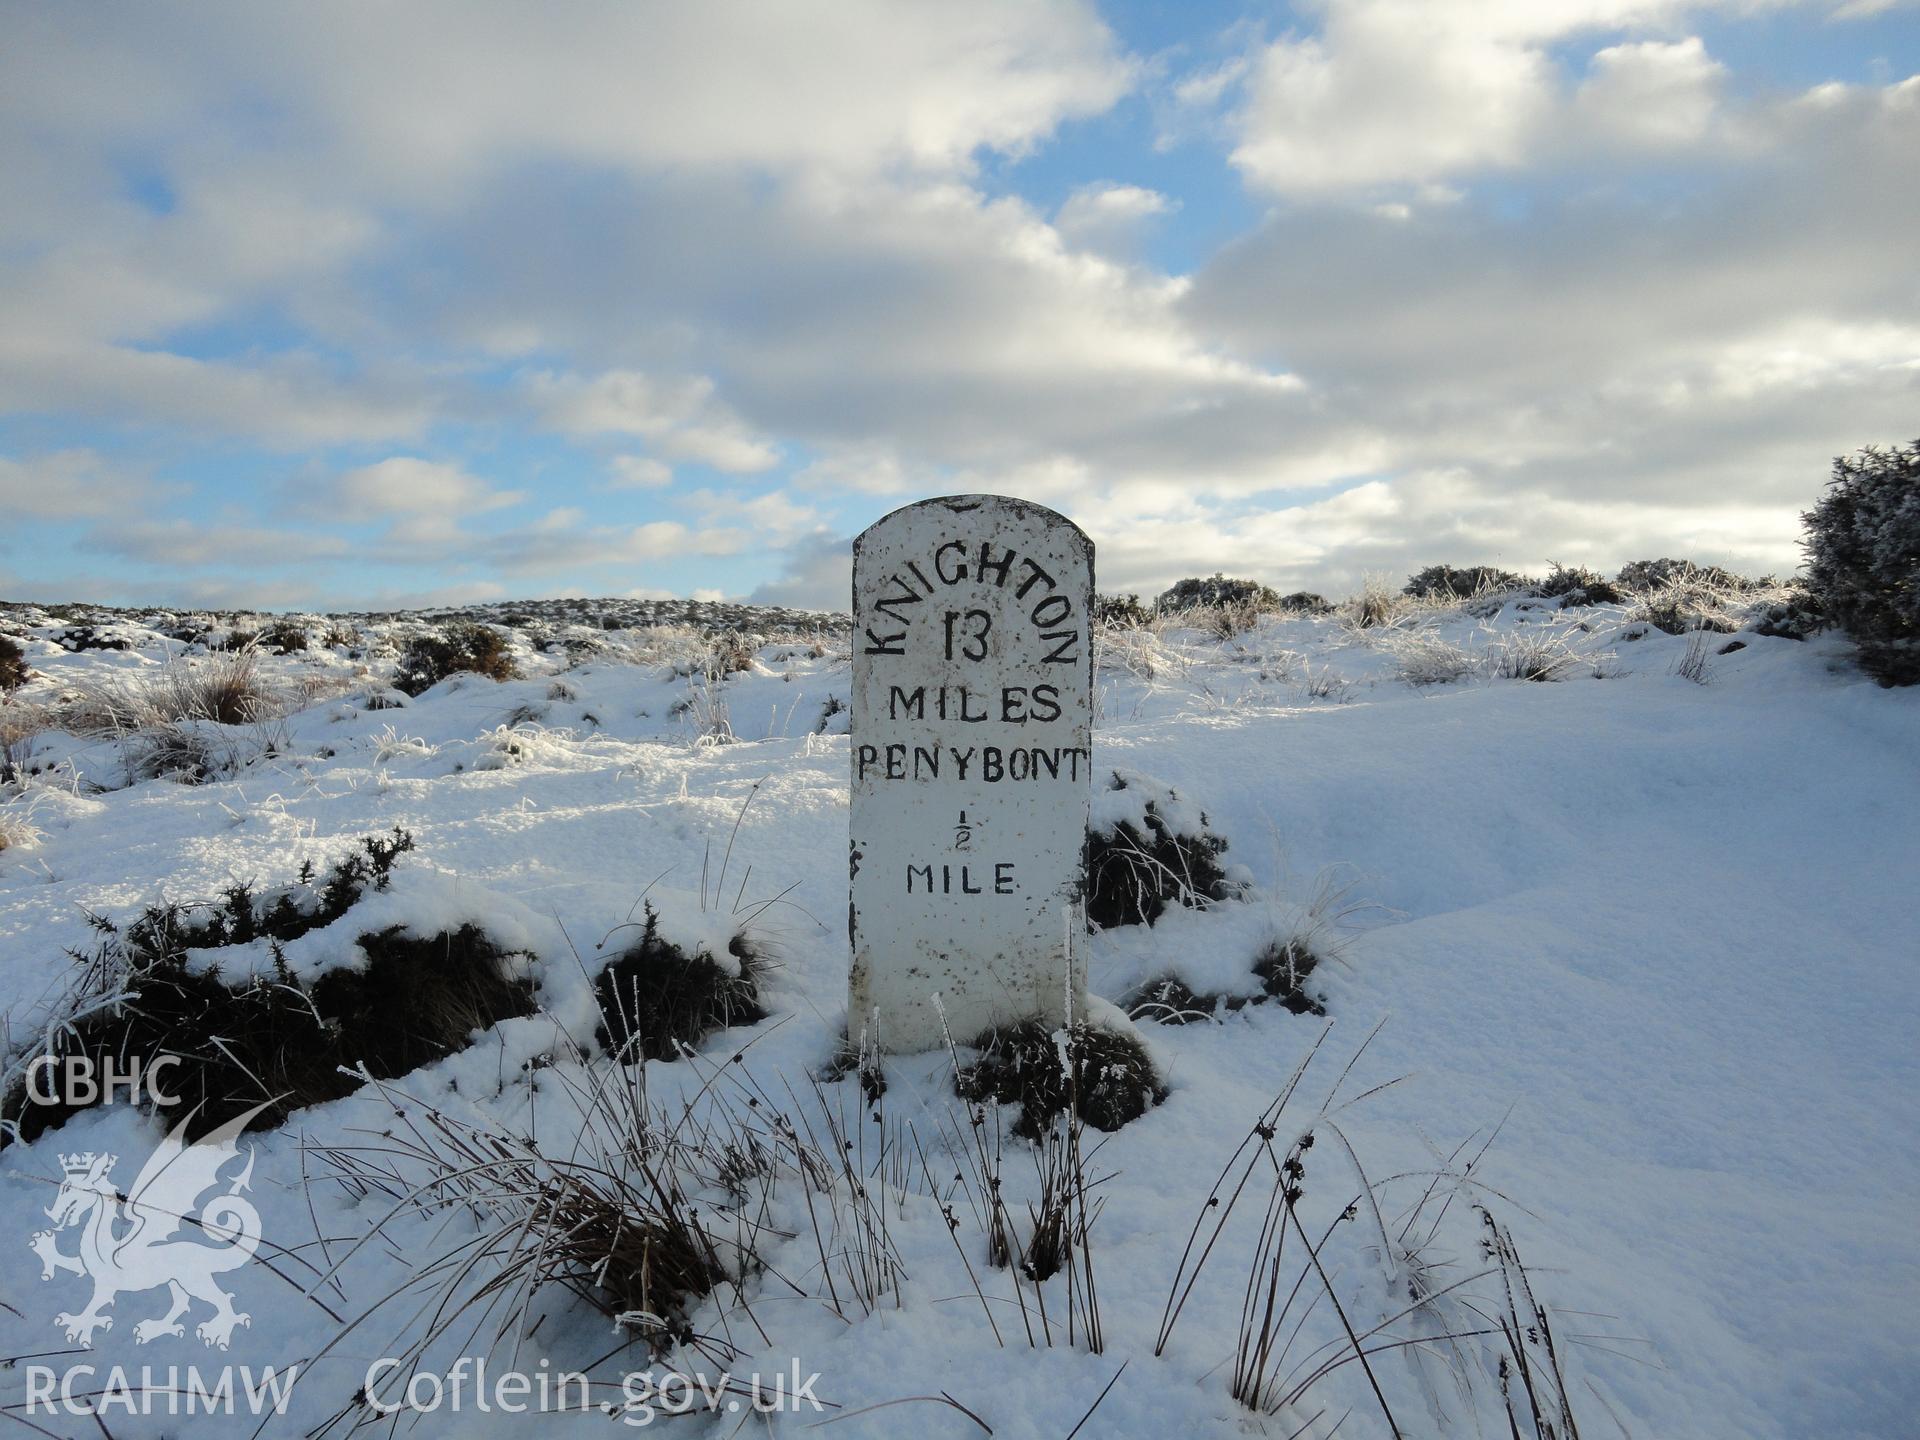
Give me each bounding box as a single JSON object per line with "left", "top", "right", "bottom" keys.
{"left": 29, "top": 1103, "right": 268, "bottom": 1349}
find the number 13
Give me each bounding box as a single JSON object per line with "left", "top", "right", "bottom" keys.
{"left": 943, "top": 609, "right": 991, "bottom": 662}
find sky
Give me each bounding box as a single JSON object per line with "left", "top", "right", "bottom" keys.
{"left": 1, "top": 0, "right": 1915, "bottom": 614}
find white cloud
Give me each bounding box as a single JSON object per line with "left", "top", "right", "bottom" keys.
{"left": 1230, "top": 4, "right": 1557, "bottom": 193}
{"left": 607, "top": 456, "right": 674, "bottom": 489}
{"left": 1219, "top": 3, "right": 1788, "bottom": 195}
{"left": 656, "top": 424, "right": 781, "bottom": 474}
{"left": 1055, "top": 183, "right": 1175, "bottom": 254}
{"left": 4, "top": 1, "right": 1915, "bottom": 608}
{"left": 680, "top": 487, "right": 822, "bottom": 542}
{"left": 1575, "top": 38, "right": 1727, "bottom": 148}
{"left": 0, "top": 450, "right": 167, "bottom": 519}
{"left": 530, "top": 370, "right": 779, "bottom": 473}
{"left": 327, "top": 458, "right": 526, "bottom": 519}
{"left": 81, "top": 519, "right": 350, "bottom": 568}
{"left": 0, "top": 3, "right": 1130, "bottom": 194}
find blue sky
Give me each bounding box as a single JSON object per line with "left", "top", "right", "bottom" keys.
{"left": 1, "top": 1, "right": 1915, "bottom": 612}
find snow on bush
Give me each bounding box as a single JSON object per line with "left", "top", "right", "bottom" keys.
{"left": 592, "top": 892, "right": 768, "bottom": 1063}
{"left": 1804, "top": 438, "right": 1920, "bottom": 685}
{"left": 1403, "top": 563, "right": 1534, "bottom": 599}
{"left": 0, "top": 634, "right": 27, "bottom": 690}
{"left": 1538, "top": 562, "right": 1623, "bottom": 607}
{"left": 0, "top": 833, "right": 552, "bottom": 1145}
{"left": 1085, "top": 768, "right": 1240, "bottom": 929}
{"left": 393, "top": 620, "right": 518, "bottom": 695}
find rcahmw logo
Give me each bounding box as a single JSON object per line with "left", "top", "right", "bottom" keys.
{"left": 28, "top": 1099, "right": 272, "bottom": 1350}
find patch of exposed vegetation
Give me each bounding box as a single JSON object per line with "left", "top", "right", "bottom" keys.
{"left": 1, "top": 830, "right": 538, "bottom": 1145}
{"left": 0, "top": 636, "right": 28, "bottom": 691}
{"left": 1155, "top": 574, "right": 1281, "bottom": 613}
{"left": 1537, "top": 563, "right": 1623, "bottom": 607}
{"left": 1403, "top": 564, "right": 1533, "bottom": 599}
{"left": 1085, "top": 771, "right": 1234, "bottom": 930}
{"left": 955, "top": 1018, "right": 1164, "bottom": 1139}
{"left": 592, "top": 903, "right": 766, "bottom": 1063}
{"left": 394, "top": 621, "right": 519, "bottom": 694}
{"left": 1805, "top": 439, "right": 1920, "bottom": 685}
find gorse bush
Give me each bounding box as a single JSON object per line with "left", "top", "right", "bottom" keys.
{"left": 1804, "top": 439, "right": 1920, "bottom": 686}
{"left": 1094, "top": 591, "right": 1152, "bottom": 627}
{"left": 1751, "top": 588, "right": 1827, "bottom": 641}
{"left": 258, "top": 620, "right": 309, "bottom": 654}
{"left": 1537, "top": 563, "right": 1622, "bottom": 607}
{"left": 1155, "top": 574, "right": 1280, "bottom": 613}
{"left": 0, "top": 635, "right": 27, "bottom": 690}
{"left": 1276, "top": 591, "right": 1332, "bottom": 614}
{"left": 394, "top": 621, "right": 518, "bottom": 695}
{"left": 1403, "top": 564, "right": 1532, "bottom": 599}
{"left": 1615, "top": 557, "right": 1752, "bottom": 593}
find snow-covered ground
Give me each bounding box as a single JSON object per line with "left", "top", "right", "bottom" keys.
{"left": 0, "top": 597, "right": 1914, "bottom": 1439}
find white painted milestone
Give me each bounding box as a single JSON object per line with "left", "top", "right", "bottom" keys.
{"left": 848, "top": 495, "right": 1094, "bottom": 1053}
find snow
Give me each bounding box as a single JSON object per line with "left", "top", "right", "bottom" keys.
{"left": 0, "top": 602, "right": 1915, "bottom": 1439}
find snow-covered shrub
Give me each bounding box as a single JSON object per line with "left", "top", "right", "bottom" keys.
{"left": 1156, "top": 574, "right": 1281, "bottom": 613}
{"left": 1126, "top": 956, "right": 1327, "bottom": 1025}
{"left": 258, "top": 619, "right": 309, "bottom": 654}
{"left": 1804, "top": 439, "right": 1920, "bottom": 685}
{"left": 1747, "top": 589, "right": 1825, "bottom": 640}
{"left": 1616, "top": 556, "right": 1754, "bottom": 593}
{"left": 1094, "top": 591, "right": 1151, "bottom": 626}
{"left": 128, "top": 720, "right": 219, "bottom": 784}
{"left": 592, "top": 898, "right": 767, "bottom": 1063}
{"left": 55, "top": 624, "right": 131, "bottom": 652}
{"left": 0, "top": 830, "right": 538, "bottom": 1145}
{"left": 1277, "top": 591, "right": 1332, "bottom": 614}
{"left": 708, "top": 629, "right": 760, "bottom": 676}
{"left": 1538, "top": 563, "right": 1623, "bottom": 607}
{"left": 0, "top": 635, "right": 27, "bottom": 690}
{"left": 393, "top": 620, "right": 518, "bottom": 695}
{"left": 1250, "top": 939, "right": 1328, "bottom": 1015}
{"left": 954, "top": 1014, "right": 1164, "bottom": 1139}
{"left": 1085, "top": 769, "right": 1235, "bottom": 929}
{"left": 317, "top": 1073, "right": 734, "bottom": 1365}
{"left": 1403, "top": 564, "right": 1533, "bottom": 599}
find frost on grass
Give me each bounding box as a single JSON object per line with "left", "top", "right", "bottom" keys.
{"left": 1085, "top": 768, "right": 1238, "bottom": 930}
{"left": 0, "top": 830, "right": 538, "bottom": 1145}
